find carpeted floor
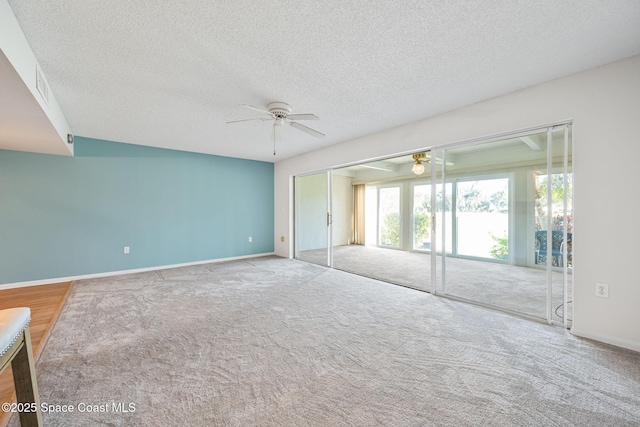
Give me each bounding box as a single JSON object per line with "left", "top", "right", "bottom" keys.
{"left": 10, "top": 256, "right": 639, "bottom": 426}
{"left": 300, "top": 245, "right": 571, "bottom": 323}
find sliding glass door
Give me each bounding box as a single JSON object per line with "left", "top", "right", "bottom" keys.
{"left": 294, "top": 123, "right": 573, "bottom": 327}
{"left": 434, "top": 125, "right": 573, "bottom": 325}
{"left": 546, "top": 126, "right": 573, "bottom": 326}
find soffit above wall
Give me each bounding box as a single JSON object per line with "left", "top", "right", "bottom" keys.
{"left": 0, "top": 49, "right": 72, "bottom": 156}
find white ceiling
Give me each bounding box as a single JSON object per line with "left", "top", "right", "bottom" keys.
{"left": 6, "top": 0, "right": 640, "bottom": 162}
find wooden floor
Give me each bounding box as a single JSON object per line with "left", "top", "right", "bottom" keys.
{"left": 0, "top": 282, "right": 72, "bottom": 427}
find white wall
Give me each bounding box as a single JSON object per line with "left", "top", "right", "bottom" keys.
{"left": 275, "top": 55, "right": 640, "bottom": 352}
{"left": 295, "top": 173, "right": 328, "bottom": 252}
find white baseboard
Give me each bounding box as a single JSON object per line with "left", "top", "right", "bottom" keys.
{"left": 0, "top": 252, "right": 277, "bottom": 291}
{"left": 571, "top": 327, "right": 640, "bottom": 353}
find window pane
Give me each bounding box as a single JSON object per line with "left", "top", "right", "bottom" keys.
{"left": 379, "top": 187, "right": 400, "bottom": 247}
{"left": 456, "top": 178, "right": 509, "bottom": 259}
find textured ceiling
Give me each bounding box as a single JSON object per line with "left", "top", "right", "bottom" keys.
{"left": 7, "top": 0, "right": 640, "bottom": 162}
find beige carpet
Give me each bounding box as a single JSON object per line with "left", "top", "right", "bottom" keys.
{"left": 11, "top": 256, "right": 639, "bottom": 426}
{"left": 300, "top": 245, "right": 571, "bottom": 323}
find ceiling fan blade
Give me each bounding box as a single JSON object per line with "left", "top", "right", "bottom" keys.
{"left": 425, "top": 154, "right": 454, "bottom": 166}
{"left": 289, "top": 121, "right": 325, "bottom": 138}
{"left": 287, "top": 113, "right": 319, "bottom": 121}
{"left": 272, "top": 123, "right": 282, "bottom": 141}
{"left": 241, "top": 104, "right": 272, "bottom": 116}
{"left": 226, "top": 118, "right": 271, "bottom": 124}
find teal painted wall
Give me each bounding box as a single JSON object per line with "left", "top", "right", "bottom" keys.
{"left": 0, "top": 137, "right": 274, "bottom": 284}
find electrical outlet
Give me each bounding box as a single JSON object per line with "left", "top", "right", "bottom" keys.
{"left": 248, "top": 237, "right": 252, "bottom": 243}
{"left": 124, "top": 246, "right": 130, "bottom": 254}
{"left": 595, "top": 282, "right": 609, "bottom": 298}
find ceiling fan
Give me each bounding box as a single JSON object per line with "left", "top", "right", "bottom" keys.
{"left": 227, "top": 102, "right": 325, "bottom": 154}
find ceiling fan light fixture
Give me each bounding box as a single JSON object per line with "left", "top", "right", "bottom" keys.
{"left": 412, "top": 152, "right": 428, "bottom": 175}
{"left": 412, "top": 161, "right": 425, "bottom": 175}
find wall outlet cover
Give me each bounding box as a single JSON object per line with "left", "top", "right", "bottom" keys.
{"left": 595, "top": 282, "right": 609, "bottom": 298}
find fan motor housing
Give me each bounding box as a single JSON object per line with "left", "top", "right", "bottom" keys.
{"left": 412, "top": 152, "right": 427, "bottom": 162}
{"left": 268, "top": 102, "right": 292, "bottom": 118}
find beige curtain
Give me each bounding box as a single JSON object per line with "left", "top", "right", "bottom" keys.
{"left": 352, "top": 184, "right": 366, "bottom": 245}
